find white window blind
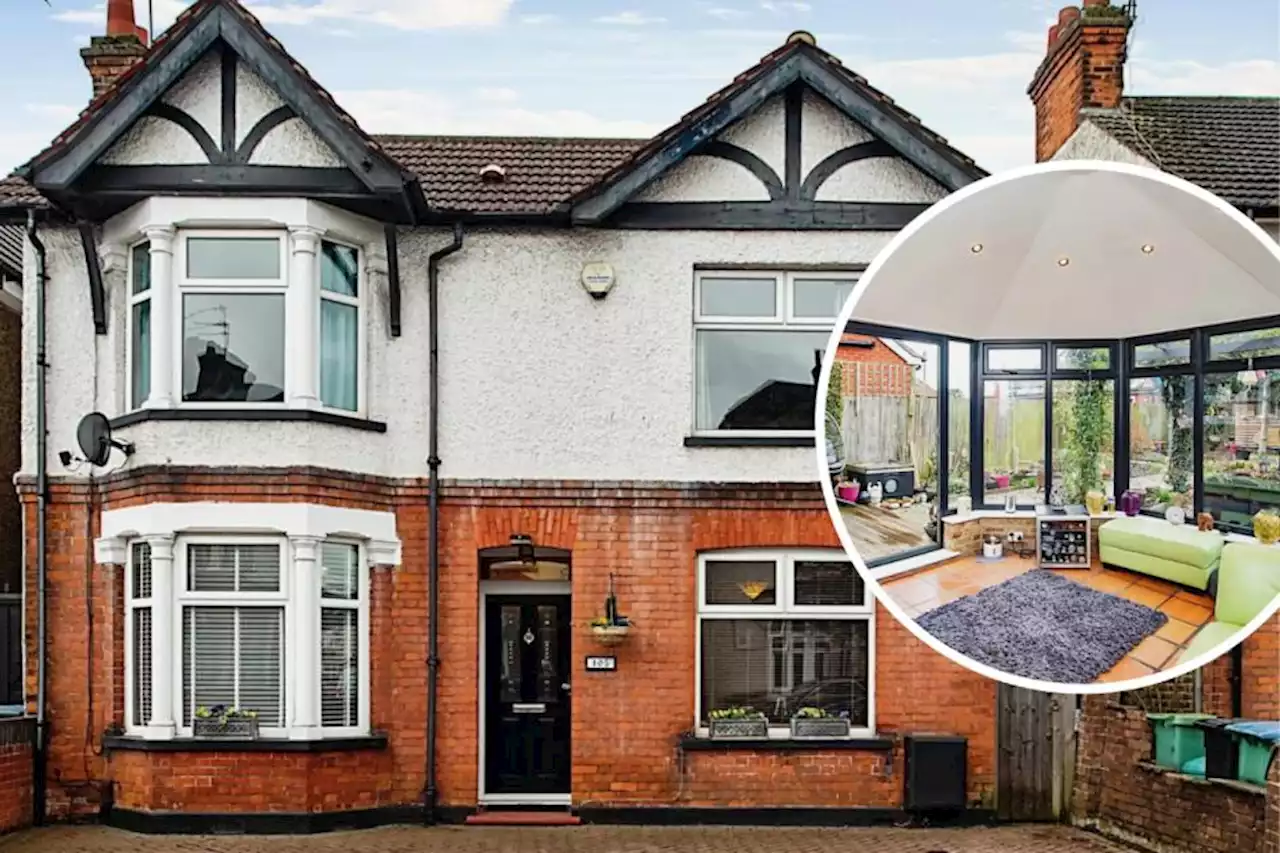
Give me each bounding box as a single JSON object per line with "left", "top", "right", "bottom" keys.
{"left": 182, "top": 606, "right": 284, "bottom": 727}
{"left": 188, "top": 543, "right": 280, "bottom": 592}
{"left": 320, "top": 543, "right": 359, "bottom": 729}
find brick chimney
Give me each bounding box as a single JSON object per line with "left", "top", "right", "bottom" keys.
{"left": 80, "top": 0, "right": 150, "bottom": 100}
{"left": 1027, "top": 1, "right": 1132, "bottom": 162}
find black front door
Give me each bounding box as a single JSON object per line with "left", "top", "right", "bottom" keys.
{"left": 484, "top": 595, "right": 571, "bottom": 795}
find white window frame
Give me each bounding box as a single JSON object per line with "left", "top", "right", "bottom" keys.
{"left": 123, "top": 542, "right": 151, "bottom": 731}
{"left": 173, "top": 229, "right": 290, "bottom": 411}
{"left": 125, "top": 240, "right": 151, "bottom": 411}
{"left": 691, "top": 270, "right": 861, "bottom": 438}
{"left": 317, "top": 538, "right": 370, "bottom": 738}
{"left": 694, "top": 548, "right": 875, "bottom": 740}
{"left": 173, "top": 535, "right": 291, "bottom": 738}
{"left": 316, "top": 237, "right": 367, "bottom": 415}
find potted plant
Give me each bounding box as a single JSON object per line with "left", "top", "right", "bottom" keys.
{"left": 790, "top": 707, "right": 851, "bottom": 739}
{"left": 590, "top": 614, "right": 631, "bottom": 646}
{"left": 708, "top": 706, "right": 768, "bottom": 740}
{"left": 193, "top": 705, "right": 259, "bottom": 739}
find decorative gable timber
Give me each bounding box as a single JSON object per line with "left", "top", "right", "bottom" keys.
{"left": 16, "top": 0, "right": 421, "bottom": 225}
{"left": 570, "top": 35, "right": 986, "bottom": 230}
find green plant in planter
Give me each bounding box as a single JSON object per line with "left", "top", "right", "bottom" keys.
{"left": 709, "top": 706, "right": 764, "bottom": 721}
{"left": 195, "top": 705, "right": 257, "bottom": 722}
{"left": 792, "top": 706, "right": 829, "bottom": 719}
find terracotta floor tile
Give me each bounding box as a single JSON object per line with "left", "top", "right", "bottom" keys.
{"left": 1133, "top": 576, "right": 1183, "bottom": 597}
{"left": 1098, "top": 656, "right": 1156, "bottom": 683}
{"left": 1161, "top": 597, "right": 1214, "bottom": 625}
{"left": 1084, "top": 573, "right": 1133, "bottom": 594}
{"left": 1155, "top": 618, "right": 1198, "bottom": 646}
{"left": 1126, "top": 584, "right": 1174, "bottom": 609}
{"left": 1173, "top": 588, "right": 1212, "bottom": 605}
{"left": 1130, "top": 635, "right": 1179, "bottom": 669}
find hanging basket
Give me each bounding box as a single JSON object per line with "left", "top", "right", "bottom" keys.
{"left": 591, "top": 624, "right": 631, "bottom": 646}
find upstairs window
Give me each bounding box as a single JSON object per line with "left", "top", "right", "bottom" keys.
{"left": 693, "top": 271, "right": 857, "bottom": 434}
{"left": 128, "top": 241, "right": 151, "bottom": 410}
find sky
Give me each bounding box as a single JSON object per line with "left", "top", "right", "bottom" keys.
{"left": 2, "top": 0, "right": 1277, "bottom": 175}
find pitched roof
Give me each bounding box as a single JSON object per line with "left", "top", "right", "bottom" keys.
{"left": 1084, "top": 96, "right": 1280, "bottom": 209}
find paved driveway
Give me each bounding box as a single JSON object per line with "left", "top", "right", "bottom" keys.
{"left": 1, "top": 824, "right": 1130, "bottom": 853}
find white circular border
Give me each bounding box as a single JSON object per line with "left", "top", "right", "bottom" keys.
{"left": 813, "top": 158, "right": 1280, "bottom": 695}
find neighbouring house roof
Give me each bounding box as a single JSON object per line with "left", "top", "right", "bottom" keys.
{"left": 1082, "top": 96, "right": 1280, "bottom": 210}
{"left": 0, "top": 3, "right": 983, "bottom": 221}
{"left": 0, "top": 225, "right": 23, "bottom": 281}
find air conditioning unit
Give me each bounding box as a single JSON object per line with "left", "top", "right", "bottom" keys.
{"left": 904, "top": 734, "right": 967, "bottom": 813}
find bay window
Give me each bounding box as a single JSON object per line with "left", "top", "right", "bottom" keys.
{"left": 693, "top": 271, "right": 857, "bottom": 435}
{"left": 697, "top": 550, "right": 873, "bottom": 736}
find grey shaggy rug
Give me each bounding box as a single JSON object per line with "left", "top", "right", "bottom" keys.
{"left": 915, "top": 570, "right": 1168, "bottom": 683}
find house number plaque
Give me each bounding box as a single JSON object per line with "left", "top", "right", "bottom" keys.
{"left": 585, "top": 655, "right": 617, "bottom": 672}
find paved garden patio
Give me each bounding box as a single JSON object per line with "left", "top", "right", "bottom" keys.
{"left": 0, "top": 824, "right": 1134, "bottom": 853}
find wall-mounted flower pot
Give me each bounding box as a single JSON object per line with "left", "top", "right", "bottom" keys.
{"left": 790, "top": 717, "right": 850, "bottom": 739}
{"left": 193, "top": 716, "right": 259, "bottom": 740}
{"left": 591, "top": 624, "right": 630, "bottom": 646}
{"left": 709, "top": 717, "right": 768, "bottom": 739}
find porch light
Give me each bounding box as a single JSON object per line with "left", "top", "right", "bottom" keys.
{"left": 510, "top": 533, "right": 535, "bottom": 565}
{"left": 1141, "top": 244, "right": 1155, "bottom": 254}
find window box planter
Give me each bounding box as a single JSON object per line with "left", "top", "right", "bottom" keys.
{"left": 193, "top": 708, "right": 259, "bottom": 740}
{"left": 709, "top": 717, "right": 769, "bottom": 740}
{"left": 790, "top": 716, "right": 851, "bottom": 739}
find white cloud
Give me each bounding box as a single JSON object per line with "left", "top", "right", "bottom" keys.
{"left": 1129, "top": 58, "right": 1280, "bottom": 96}
{"left": 705, "top": 6, "right": 749, "bottom": 20}
{"left": 54, "top": 1, "right": 514, "bottom": 33}
{"left": 475, "top": 87, "right": 519, "bottom": 103}
{"left": 760, "top": 1, "right": 810, "bottom": 12}
{"left": 594, "top": 11, "right": 667, "bottom": 26}
{"left": 519, "top": 14, "right": 557, "bottom": 25}
{"left": 332, "top": 88, "right": 660, "bottom": 138}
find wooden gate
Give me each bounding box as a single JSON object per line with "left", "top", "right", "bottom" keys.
{"left": 996, "top": 685, "right": 1078, "bottom": 821}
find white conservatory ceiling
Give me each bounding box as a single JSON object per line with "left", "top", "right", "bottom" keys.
{"left": 852, "top": 166, "right": 1280, "bottom": 341}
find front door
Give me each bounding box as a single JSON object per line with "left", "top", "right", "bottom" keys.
{"left": 484, "top": 595, "right": 571, "bottom": 796}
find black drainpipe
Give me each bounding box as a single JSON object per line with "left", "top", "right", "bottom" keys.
{"left": 1229, "top": 645, "right": 1244, "bottom": 719}
{"left": 424, "top": 223, "right": 464, "bottom": 824}
{"left": 26, "top": 210, "right": 48, "bottom": 826}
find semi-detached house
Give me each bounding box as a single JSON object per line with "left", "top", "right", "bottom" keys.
{"left": 0, "top": 0, "right": 1003, "bottom": 831}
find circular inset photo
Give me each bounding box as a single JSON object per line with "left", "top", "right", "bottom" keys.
{"left": 816, "top": 160, "right": 1280, "bottom": 692}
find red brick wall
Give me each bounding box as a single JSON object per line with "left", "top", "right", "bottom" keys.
{"left": 1072, "top": 697, "right": 1269, "bottom": 853}
{"left": 1028, "top": 8, "right": 1131, "bottom": 162}
{"left": 0, "top": 308, "right": 20, "bottom": 595}
{"left": 20, "top": 468, "right": 998, "bottom": 817}
{"left": 1201, "top": 613, "right": 1280, "bottom": 719}
{"left": 834, "top": 336, "right": 911, "bottom": 397}
{"left": 0, "top": 717, "right": 34, "bottom": 833}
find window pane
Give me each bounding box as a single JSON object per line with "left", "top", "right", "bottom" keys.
{"left": 1129, "top": 376, "right": 1195, "bottom": 514}
{"left": 700, "top": 619, "right": 869, "bottom": 726}
{"left": 188, "top": 543, "right": 280, "bottom": 593}
{"left": 983, "top": 379, "right": 1045, "bottom": 505}
{"left": 1209, "top": 328, "right": 1280, "bottom": 362}
{"left": 131, "top": 300, "right": 150, "bottom": 408}
{"left": 704, "top": 560, "right": 776, "bottom": 606}
{"left": 131, "top": 242, "right": 150, "bottom": 295}
{"left": 133, "top": 607, "right": 151, "bottom": 727}
{"left": 699, "top": 276, "right": 778, "bottom": 318}
{"left": 182, "top": 293, "right": 285, "bottom": 403}
{"left": 695, "top": 329, "right": 828, "bottom": 430}
{"left": 794, "top": 561, "right": 863, "bottom": 606}
{"left": 1055, "top": 346, "right": 1109, "bottom": 371}
{"left": 320, "top": 299, "right": 358, "bottom": 411}
{"left": 1134, "top": 340, "right": 1190, "bottom": 369}
{"left": 792, "top": 278, "right": 855, "bottom": 320}
{"left": 986, "top": 347, "right": 1042, "bottom": 372}
{"left": 321, "top": 542, "right": 358, "bottom": 600}
{"left": 1203, "top": 370, "right": 1280, "bottom": 530}
{"left": 183, "top": 606, "right": 284, "bottom": 728}
{"left": 186, "top": 237, "right": 280, "bottom": 279}
{"left": 321, "top": 609, "right": 358, "bottom": 728}
{"left": 132, "top": 542, "right": 152, "bottom": 599}
{"left": 1051, "top": 379, "right": 1115, "bottom": 503}
{"left": 238, "top": 608, "right": 284, "bottom": 728}
{"left": 947, "top": 341, "right": 971, "bottom": 511}
{"left": 321, "top": 242, "right": 358, "bottom": 297}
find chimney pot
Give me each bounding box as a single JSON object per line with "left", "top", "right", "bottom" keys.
{"left": 1047, "top": 24, "right": 1061, "bottom": 49}
{"left": 1082, "top": 0, "right": 1108, "bottom": 7}
{"left": 83, "top": 0, "right": 148, "bottom": 100}
{"left": 1058, "top": 6, "right": 1081, "bottom": 28}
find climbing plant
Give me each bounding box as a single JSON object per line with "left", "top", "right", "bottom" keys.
{"left": 826, "top": 361, "right": 844, "bottom": 428}
{"left": 1059, "top": 348, "right": 1113, "bottom": 502}
{"left": 1161, "top": 376, "right": 1194, "bottom": 496}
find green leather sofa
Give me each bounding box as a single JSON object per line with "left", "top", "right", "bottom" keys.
{"left": 1098, "top": 515, "right": 1224, "bottom": 592}
{"left": 1177, "top": 542, "right": 1280, "bottom": 664}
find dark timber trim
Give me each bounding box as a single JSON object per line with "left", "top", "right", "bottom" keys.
{"left": 78, "top": 222, "right": 106, "bottom": 334}
{"left": 235, "top": 106, "right": 295, "bottom": 163}
{"left": 385, "top": 224, "right": 402, "bottom": 337}
{"left": 109, "top": 407, "right": 387, "bottom": 433}
{"left": 79, "top": 164, "right": 369, "bottom": 196}
{"left": 146, "top": 103, "right": 223, "bottom": 164}
{"left": 800, "top": 139, "right": 895, "bottom": 201}
{"left": 784, "top": 83, "right": 803, "bottom": 199}
{"left": 611, "top": 200, "right": 929, "bottom": 230}
{"left": 700, "top": 141, "right": 783, "bottom": 201}
{"left": 220, "top": 46, "right": 237, "bottom": 158}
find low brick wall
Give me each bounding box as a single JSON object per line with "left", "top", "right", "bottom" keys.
{"left": 1072, "top": 697, "right": 1270, "bottom": 853}
{"left": 0, "top": 717, "right": 34, "bottom": 834}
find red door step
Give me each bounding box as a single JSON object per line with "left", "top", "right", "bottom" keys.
{"left": 465, "top": 809, "right": 581, "bottom": 826}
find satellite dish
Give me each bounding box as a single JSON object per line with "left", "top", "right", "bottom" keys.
{"left": 75, "top": 412, "right": 133, "bottom": 467}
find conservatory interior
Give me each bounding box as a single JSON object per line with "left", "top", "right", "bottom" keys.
{"left": 828, "top": 165, "right": 1280, "bottom": 684}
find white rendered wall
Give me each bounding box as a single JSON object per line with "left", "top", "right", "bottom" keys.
{"left": 1051, "top": 120, "right": 1157, "bottom": 167}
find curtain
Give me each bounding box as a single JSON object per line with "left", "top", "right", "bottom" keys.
{"left": 320, "top": 299, "right": 358, "bottom": 411}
